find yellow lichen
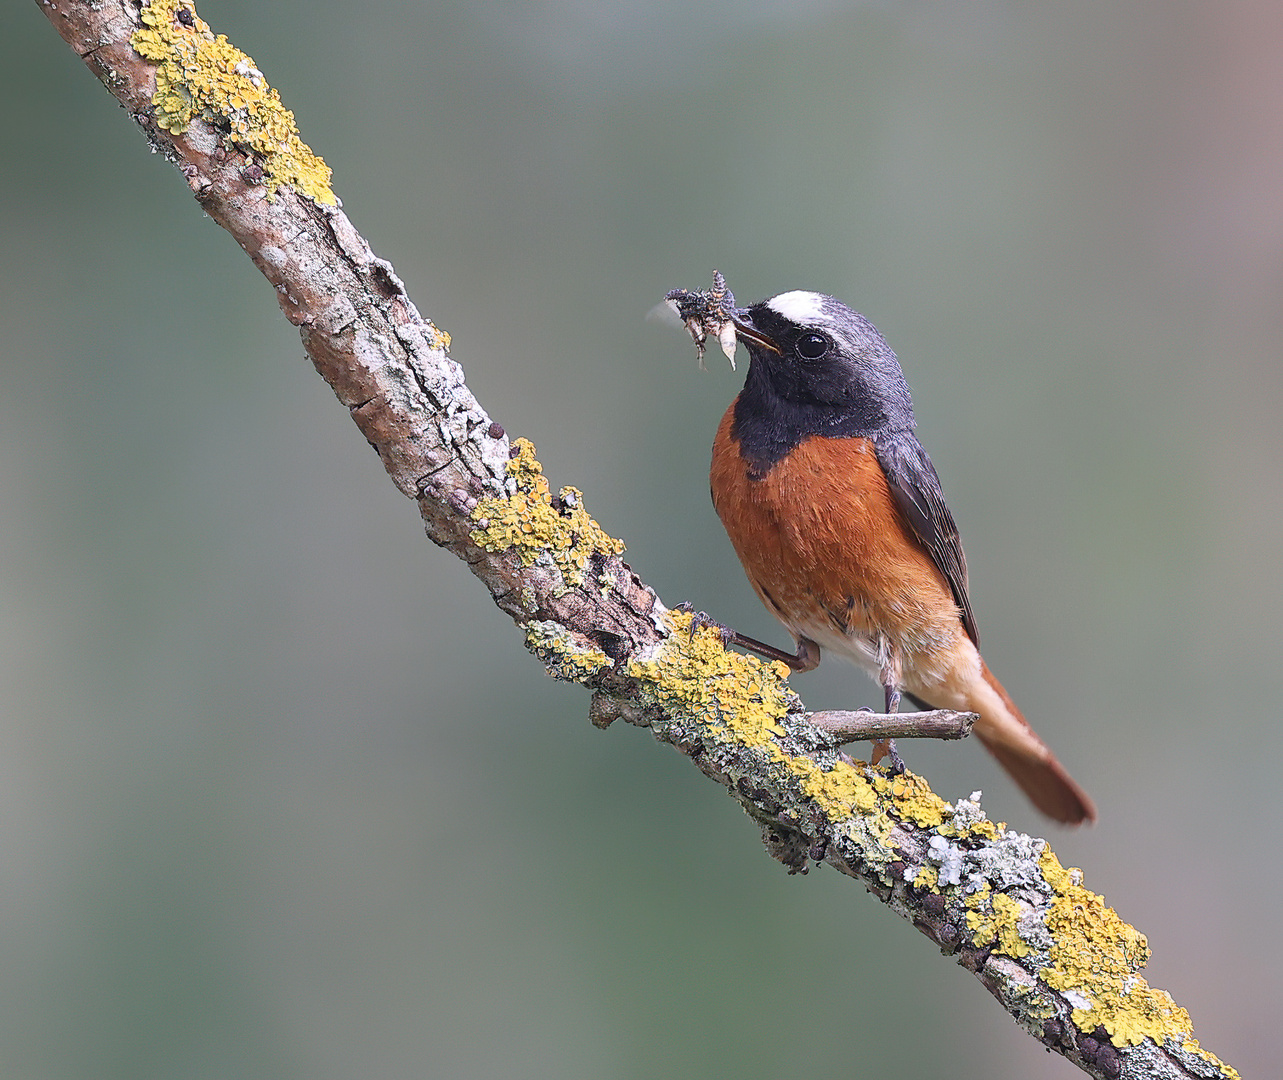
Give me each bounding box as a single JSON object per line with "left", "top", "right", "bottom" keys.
{"left": 872, "top": 769, "right": 952, "bottom": 829}
{"left": 625, "top": 607, "right": 791, "bottom": 750}
{"left": 967, "top": 891, "right": 1034, "bottom": 958}
{"left": 793, "top": 752, "right": 879, "bottom": 816}
{"left": 471, "top": 439, "right": 625, "bottom": 588}
{"left": 131, "top": 0, "right": 336, "bottom": 205}
{"left": 1183, "top": 1038, "right": 1241, "bottom": 1080}
{"left": 619, "top": 606, "right": 994, "bottom": 844}
{"left": 964, "top": 883, "right": 994, "bottom": 939}
{"left": 626, "top": 609, "right": 899, "bottom": 823}
{"left": 524, "top": 621, "right": 613, "bottom": 683}
{"left": 958, "top": 844, "right": 1237, "bottom": 1071}
{"left": 936, "top": 801, "right": 1000, "bottom": 841}
{"left": 1037, "top": 846, "right": 1202, "bottom": 1051}
{"left": 911, "top": 865, "right": 939, "bottom": 891}
{"left": 961, "top": 817, "right": 999, "bottom": 841}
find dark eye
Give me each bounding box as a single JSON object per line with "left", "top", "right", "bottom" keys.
{"left": 795, "top": 332, "right": 829, "bottom": 360}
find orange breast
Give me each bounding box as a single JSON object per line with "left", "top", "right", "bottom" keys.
{"left": 709, "top": 402, "right": 964, "bottom": 662}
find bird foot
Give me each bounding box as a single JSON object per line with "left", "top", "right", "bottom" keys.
{"left": 674, "top": 602, "right": 736, "bottom": 648}
{"left": 674, "top": 604, "right": 819, "bottom": 672}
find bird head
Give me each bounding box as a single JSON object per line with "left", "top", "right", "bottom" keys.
{"left": 729, "top": 291, "right": 916, "bottom": 433}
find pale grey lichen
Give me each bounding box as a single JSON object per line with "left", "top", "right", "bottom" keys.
{"left": 949, "top": 790, "right": 988, "bottom": 831}
{"left": 927, "top": 833, "right": 965, "bottom": 887}
{"left": 966, "top": 829, "right": 1049, "bottom": 893}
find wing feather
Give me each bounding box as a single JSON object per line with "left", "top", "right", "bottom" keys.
{"left": 874, "top": 432, "right": 979, "bottom": 647}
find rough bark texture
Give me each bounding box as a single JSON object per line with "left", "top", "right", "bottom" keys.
{"left": 35, "top": 4, "right": 1240, "bottom": 1078}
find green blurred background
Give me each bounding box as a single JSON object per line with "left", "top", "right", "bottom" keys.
{"left": 4, "top": 2, "right": 1278, "bottom": 1076}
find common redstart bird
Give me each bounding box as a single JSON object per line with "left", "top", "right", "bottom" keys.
{"left": 699, "top": 288, "right": 1095, "bottom": 825}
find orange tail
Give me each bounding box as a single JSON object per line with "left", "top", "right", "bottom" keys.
{"left": 972, "top": 661, "right": 1096, "bottom": 825}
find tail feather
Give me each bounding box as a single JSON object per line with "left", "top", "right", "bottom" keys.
{"left": 973, "top": 661, "right": 1096, "bottom": 825}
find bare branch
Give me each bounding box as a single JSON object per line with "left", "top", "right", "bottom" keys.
{"left": 34, "top": 4, "right": 1240, "bottom": 1078}
{"left": 808, "top": 709, "right": 978, "bottom": 745}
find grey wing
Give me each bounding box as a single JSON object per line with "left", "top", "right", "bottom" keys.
{"left": 874, "top": 431, "right": 979, "bottom": 647}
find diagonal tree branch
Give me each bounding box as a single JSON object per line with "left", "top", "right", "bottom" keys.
{"left": 36, "top": 3, "right": 1239, "bottom": 1078}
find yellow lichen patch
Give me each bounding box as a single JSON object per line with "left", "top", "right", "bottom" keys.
{"left": 792, "top": 752, "right": 879, "bottom": 816}
{"left": 961, "top": 817, "right": 999, "bottom": 841}
{"left": 626, "top": 609, "right": 889, "bottom": 820}
{"left": 1183, "top": 1039, "right": 1241, "bottom": 1080}
{"left": 967, "top": 891, "right": 1034, "bottom": 958}
{"left": 1037, "top": 847, "right": 1201, "bottom": 1049}
{"left": 939, "top": 814, "right": 999, "bottom": 843}
{"left": 964, "top": 883, "right": 993, "bottom": 938}
{"left": 910, "top": 865, "right": 939, "bottom": 891}
{"left": 131, "top": 0, "right": 336, "bottom": 205}
{"left": 872, "top": 769, "right": 952, "bottom": 829}
{"left": 471, "top": 439, "right": 625, "bottom": 589}
{"left": 523, "top": 620, "right": 613, "bottom": 684}
{"left": 625, "top": 607, "right": 791, "bottom": 750}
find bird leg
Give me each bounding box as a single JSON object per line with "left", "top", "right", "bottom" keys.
{"left": 872, "top": 643, "right": 907, "bottom": 773}
{"left": 678, "top": 605, "right": 820, "bottom": 672}
{"left": 730, "top": 630, "right": 820, "bottom": 672}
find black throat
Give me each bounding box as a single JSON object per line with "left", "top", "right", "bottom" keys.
{"left": 730, "top": 356, "right": 905, "bottom": 478}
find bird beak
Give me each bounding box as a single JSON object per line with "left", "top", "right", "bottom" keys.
{"left": 729, "top": 310, "right": 783, "bottom": 356}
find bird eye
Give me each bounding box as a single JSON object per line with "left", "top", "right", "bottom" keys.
{"left": 795, "top": 332, "right": 829, "bottom": 360}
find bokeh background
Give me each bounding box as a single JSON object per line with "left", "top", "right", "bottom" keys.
{"left": 4, "top": 2, "right": 1279, "bottom": 1077}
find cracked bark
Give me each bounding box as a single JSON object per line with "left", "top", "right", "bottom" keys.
{"left": 34, "top": 4, "right": 1240, "bottom": 1078}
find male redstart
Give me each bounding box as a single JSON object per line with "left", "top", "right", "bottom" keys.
{"left": 701, "top": 288, "right": 1095, "bottom": 824}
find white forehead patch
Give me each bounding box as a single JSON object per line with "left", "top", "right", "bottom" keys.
{"left": 766, "top": 290, "right": 828, "bottom": 324}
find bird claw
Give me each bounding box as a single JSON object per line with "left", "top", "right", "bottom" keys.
{"left": 675, "top": 602, "right": 736, "bottom": 647}
{"left": 871, "top": 738, "right": 908, "bottom": 775}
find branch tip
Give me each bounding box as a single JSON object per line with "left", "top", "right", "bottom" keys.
{"left": 807, "top": 708, "right": 978, "bottom": 746}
